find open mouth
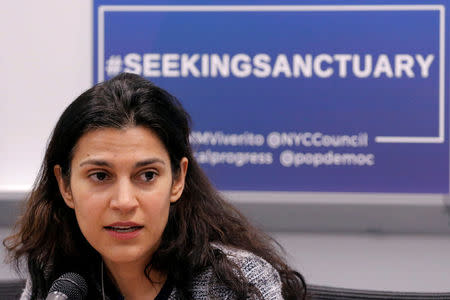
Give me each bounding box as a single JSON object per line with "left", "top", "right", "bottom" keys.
{"left": 104, "top": 226, "right": 143, "bottom": 233}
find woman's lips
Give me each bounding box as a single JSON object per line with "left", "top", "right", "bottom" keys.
{"left": 104, "top": 222, "right": 143, "bottom": 240}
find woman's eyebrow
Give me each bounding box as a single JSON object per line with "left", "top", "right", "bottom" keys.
{"left": 135, "top": 158, "right": 165, "bottom": 168}
{"left": 79, "top": 159, "right": 111, "bottom": 167}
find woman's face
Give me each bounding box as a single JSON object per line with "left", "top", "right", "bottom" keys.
{"left": 54, "top": 126, "right": 188, "bottom": 268}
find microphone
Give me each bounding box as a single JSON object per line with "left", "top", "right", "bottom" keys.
{"left": 46, "top": 272, "right": 88, "bottom": 300}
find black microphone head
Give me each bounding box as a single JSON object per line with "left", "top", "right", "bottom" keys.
{"left": 48, "top": 272, "right": 88, "bottom": 300}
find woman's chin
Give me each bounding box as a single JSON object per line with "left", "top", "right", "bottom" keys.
{"left": 100, "top": 247, "right": 152, "bottom": 267}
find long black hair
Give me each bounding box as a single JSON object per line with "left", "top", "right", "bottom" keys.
{"left": 4, "top": 73, "right": 307, "bottom": 299}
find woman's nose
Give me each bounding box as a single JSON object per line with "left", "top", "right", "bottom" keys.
{"left": 109, "top": 179, "right": 138, "bottom": 212}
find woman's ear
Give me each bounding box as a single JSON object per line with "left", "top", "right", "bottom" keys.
{"left": 54, "top": 165, "right": 75, "bottom": 209}
{"left": 170, "top": 157, "right": 188, "bottom": 203}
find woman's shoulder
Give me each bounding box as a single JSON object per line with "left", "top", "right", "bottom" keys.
{"left": 180, "top": 243, "right": 283, "bottom": 299}
{"left": 21, "top": 245, "right": 284, "bottom": 300}
{"left": 213, "top": 243, "right": 282, "bottom": 282}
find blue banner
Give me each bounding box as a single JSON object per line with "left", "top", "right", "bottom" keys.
{"left": 94, "top": 1, "right": 450, "bottom": 193}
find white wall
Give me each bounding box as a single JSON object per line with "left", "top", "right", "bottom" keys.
{"left": 0, "top": 1, "right": 92, "bottom": 192}
{"left": 272, "top": 232, "right": 450, "bottom": 292}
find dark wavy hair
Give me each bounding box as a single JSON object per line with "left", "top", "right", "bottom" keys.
{"left": 4, "top": 73, "right": 307, "bottom": 299}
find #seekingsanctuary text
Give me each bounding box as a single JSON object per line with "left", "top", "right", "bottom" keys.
{"left": 119, "top": 53, "right": 434, "bottom": 79}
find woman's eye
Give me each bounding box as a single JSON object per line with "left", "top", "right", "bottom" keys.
{"left": 89, "top": 172, "right": 109, "bottom": 182}
{"left": 139, "top": 171, "right": 156, "bottom": 182}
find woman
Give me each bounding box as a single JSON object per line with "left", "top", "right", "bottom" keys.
{"left": 4, "top": 73, "right": 307, "bottom": 299}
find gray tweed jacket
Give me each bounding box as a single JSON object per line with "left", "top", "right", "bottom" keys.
{"left": 20, "top": 245, "right": 284, "bottom": 299}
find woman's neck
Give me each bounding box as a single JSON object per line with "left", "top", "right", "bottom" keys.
{"left": 103, "top": 259, "right": 166, "bottom": 300}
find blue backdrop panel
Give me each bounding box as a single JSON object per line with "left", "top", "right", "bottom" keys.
{"left": 94, "top": 1, "right": 449, "bottom": 193}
